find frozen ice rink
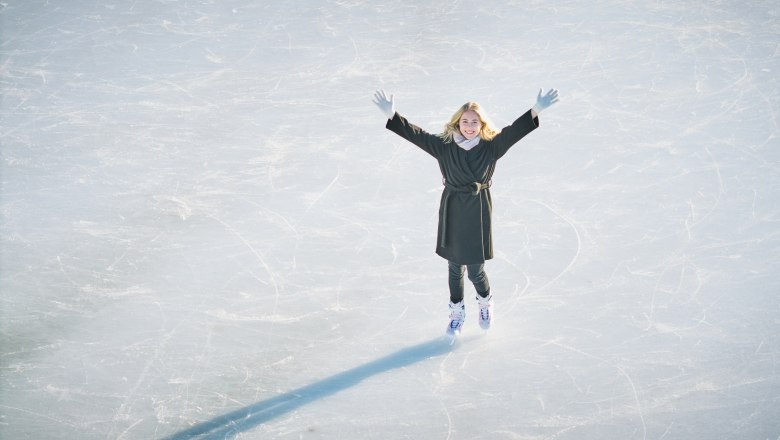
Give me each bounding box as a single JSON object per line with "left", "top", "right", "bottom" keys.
{"left": 2, "top": 1, "right": 779, "bottom": 439}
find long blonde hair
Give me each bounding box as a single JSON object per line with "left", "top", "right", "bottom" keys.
{"left": 439, "top": 102, "right": 499, "bottom": 143}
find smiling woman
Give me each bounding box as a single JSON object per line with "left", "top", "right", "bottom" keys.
{"left": 440, "top": 102, "right": 498, "bottom": 146}
{"left": 459, "top": 110, "right": 483, "bottom": 140}
{"left": 372, "top": 88, "right": 559, "bottom": 338}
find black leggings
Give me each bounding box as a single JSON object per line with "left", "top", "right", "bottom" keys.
{"left": 448, "top": 261, "right": 490, "bottom": 303}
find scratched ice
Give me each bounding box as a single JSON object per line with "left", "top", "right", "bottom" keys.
{"left": 1, "top": 1, "right": 779, "bottom": 439}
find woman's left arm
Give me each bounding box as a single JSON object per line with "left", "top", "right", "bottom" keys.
{"left": 491, "top": 110, "right": 540, "bottom": 160}
{"left": 491, "top": 88, "right": 559, "bottom": 160}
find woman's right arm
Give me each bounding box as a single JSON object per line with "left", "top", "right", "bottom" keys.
{"left": 373, "top": 90, "right": 443, "bottom": 158}
{"left": 385, "top": 113, "right": 444, "bottom": 159}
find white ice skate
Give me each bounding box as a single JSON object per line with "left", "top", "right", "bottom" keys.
{"left": 446, "top": 301, "right": 465, "bottom": 340}
{"left": 477, "top": 293, "right": 493, "bottom": 331}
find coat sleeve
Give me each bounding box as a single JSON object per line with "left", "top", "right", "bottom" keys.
{"left": 385, "top": 113, "right": 444, "bottom": 159}
{"left": 490, "top": 109, "right": 540, "bottom": 160}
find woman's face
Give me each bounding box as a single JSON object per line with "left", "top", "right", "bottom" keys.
{"left": 459, "top": 110, "right": 482, "bottom": 140}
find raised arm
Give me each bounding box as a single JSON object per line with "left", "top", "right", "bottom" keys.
{"left": 373, "top": 89, "right": 444, "bottom": 159}
{"left": 492, "top": 88, "right": 559, "bottom": 159}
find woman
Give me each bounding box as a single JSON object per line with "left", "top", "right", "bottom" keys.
{"left": 372, "top": 88, "right": 559, "bottom": 337}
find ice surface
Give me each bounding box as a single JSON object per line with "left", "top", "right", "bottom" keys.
{"left": 1, "top": 1, "right": 779, "bottom": 439}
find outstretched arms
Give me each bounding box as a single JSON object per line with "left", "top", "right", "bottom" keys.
{"left": 375, "top": 88, "right": 559, "bottom": 120}
{"left": 373, "top": 88, "right": 559, "bottom": 160}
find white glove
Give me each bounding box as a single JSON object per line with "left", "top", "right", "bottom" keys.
{"left": 372, "top": 89, "right": 395, "bottom": 120}
{"left": 532, "top": 88, "right": 560, "bottom": 114}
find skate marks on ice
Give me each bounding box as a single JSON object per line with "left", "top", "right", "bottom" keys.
{"left": 499, "top": 198, "right": 582, "bottom": 317}
{"left": 161, "top": 336, "right": 470, "bottom": 440}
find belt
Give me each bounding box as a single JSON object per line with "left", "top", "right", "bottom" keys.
{"left": 440, "top": 180, "right": 491, "bottom": 248}
{"left": 444, "top": 181, "right": 492, "bottom": 195}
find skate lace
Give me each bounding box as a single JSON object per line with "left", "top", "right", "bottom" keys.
{"left": 449, "top": 307, "right": 465, "bottom": 328}
{"left": 480, "top": 306, "right": 490, "bottom": 321}
{"left": 479, "top": 300, "right": 491, "bottom": 321}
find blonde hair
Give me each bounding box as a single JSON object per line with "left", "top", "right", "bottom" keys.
{"left": 439, "top": 101, "right": 499, "bottom": 143}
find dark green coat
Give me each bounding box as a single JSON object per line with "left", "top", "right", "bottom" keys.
{"left": 386, "top": 110, "right": 539, "bottom": 265}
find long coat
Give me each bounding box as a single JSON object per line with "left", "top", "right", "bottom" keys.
{"left": 386, "top": 109, "right": 539, "bottom": 265}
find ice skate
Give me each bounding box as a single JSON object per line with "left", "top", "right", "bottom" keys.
{"left": 446, "top": 300, "right": 465, "bottom": 341}
{"left": 477, "top": 293, "right": 493, "bottom": 331}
